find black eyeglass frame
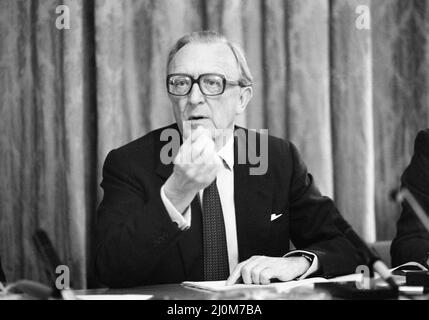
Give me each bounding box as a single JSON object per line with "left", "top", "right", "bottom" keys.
{"left": 166, "top": 73, "right": 246, "bottom": 96}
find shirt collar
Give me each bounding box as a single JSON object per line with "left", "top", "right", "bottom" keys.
{"left": 217, "top": 134, "right": 234, "bottom": 171}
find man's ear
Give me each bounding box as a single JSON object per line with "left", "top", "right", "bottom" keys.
{"left": 236, "top": 86, "right": 253, "bottom": 114}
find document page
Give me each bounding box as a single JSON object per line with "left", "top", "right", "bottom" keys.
{"left": 182, "top": 277, "right": 329, "bottom": 293}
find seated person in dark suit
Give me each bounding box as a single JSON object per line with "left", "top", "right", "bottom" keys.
{"left": 0, "top": 257, "right": 5, "bottom": 283}
{"left": 94, "top": 31, "right": 361, "bottom": 288}
{"left": 391, "top": 129, "right": 429, "bottom": 268}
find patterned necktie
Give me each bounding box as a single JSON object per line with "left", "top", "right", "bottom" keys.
{"left": 202, "top": 179, "right": 229, "bottom": 280}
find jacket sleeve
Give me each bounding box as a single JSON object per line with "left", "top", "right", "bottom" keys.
{"left": 286, "top": 141, "right": 363, "bottom": 278}
{"left": 391, "top": 130, "right": 429, "bottom": 267}
{"left": 94, "top": 149, "right": 183, "bottom": 288}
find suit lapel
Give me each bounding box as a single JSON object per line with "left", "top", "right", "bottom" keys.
{"left": 155, "top": 123, "right": 180, "bottom": 180}
{"left": 234, "top": 128, "right": 272, "bottom": 262}
{"left": 155, "top": 160, "right": 173, "bottom": 180}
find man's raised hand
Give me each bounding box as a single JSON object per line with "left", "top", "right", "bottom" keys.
{"left": 163, "top": 122, "right": 222, "bottom": 213}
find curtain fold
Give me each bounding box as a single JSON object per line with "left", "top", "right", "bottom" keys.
{"left": 331, "top": 0, "right": 375, "bottom": 242}
{"left": 63, "top": 0, "right": 89, "bottom": 289}
{"left": 261, "top": 0, "right": 288, "bottom": 139}
{"left": 287, "top": 0, "right": 333, "bottom": 198}
{"left": 0, "top": 0, "right": 90, "bottom": 286}
{"left": 1, "top": 0, "right": 428, "bottom": 288}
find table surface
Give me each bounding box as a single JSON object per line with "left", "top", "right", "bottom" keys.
{"left": 72, "top": 282, "right": 397, "bottom": 300}
{"left": 74, "top": 283, "right": 216, "bottom": 300}
{"left": 72, "top": 274, "right": 429, "bottom": 300}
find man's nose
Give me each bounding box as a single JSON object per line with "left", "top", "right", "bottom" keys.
{"left": 188, "top": 83, "right": 205, "bottom": 105}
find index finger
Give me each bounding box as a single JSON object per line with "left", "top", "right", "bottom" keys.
{"left": 182, "top": 120, "right": 192, "bottom": 141}
{"left": 225, "top": 262, "right": 244, "bottom": 286}
{"left": 191, "top": 126, "right": 213, "bottom": 143}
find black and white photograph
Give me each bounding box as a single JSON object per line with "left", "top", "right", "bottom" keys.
{"left": 0, "top": 0, "right": 429, "bottom": 315}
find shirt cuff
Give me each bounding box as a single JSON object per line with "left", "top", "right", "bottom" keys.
{"left": 160, "top": 185, "right": 191, "bottom": 230}
{"left": 283, "top": 250, "right": 320, "bottom": 280}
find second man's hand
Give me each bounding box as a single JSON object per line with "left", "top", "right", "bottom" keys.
{"left": 225, "top": 255, "right": 311, "bottom": 286}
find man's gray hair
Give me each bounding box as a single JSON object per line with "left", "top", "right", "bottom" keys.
{"left": 166, "top": 31, "right": 253, "bottom": 87}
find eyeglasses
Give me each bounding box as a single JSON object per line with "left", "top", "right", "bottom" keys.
{"left": 166, "top": 73, "right": 244, "bottom": 96}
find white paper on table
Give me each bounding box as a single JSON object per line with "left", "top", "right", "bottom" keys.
{"left": 182, "top": 277, "right": 329, "bottom": 293}
{"left": 75, "top": 294, "right": 153, "bottom": 300}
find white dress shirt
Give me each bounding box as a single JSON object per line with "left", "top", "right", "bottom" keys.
{"left": 160, "top": 134, "right": 318, "bottom": 279}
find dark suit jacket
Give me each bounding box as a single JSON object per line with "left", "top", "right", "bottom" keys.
{"left": 391, "top": 129, "right": 429, "bottom": 267}
{"left": 94, "top": 124, "right": 360, "bottom": 288}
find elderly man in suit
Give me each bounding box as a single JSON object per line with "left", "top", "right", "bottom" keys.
{"left": 94, "top": 31, "right": 360, "bottom": 288}
{"left": 391, "top": 129, "right": 429, "bottom": 268}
